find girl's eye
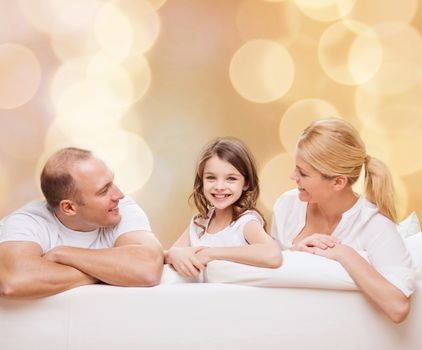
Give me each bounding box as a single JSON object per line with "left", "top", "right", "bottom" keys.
{"left": 205, "top": 176, "right": 215, "bottom": 180}
{"left": 227, "top": 177, "right": 237, "bottom": 181}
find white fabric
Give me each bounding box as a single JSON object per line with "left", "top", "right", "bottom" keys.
{"left": 271, "top": 189, "right": 416, "bottom": 297}
{"left": 398, "top": 212, "right": 421, "bottom": 238}
{"left": 0, "top": 196, "right": 151, "bottom": 253}
{"left": 189, "top": 209, "right": 263, "bottom": 247}
{"left": 1, "top": 282, "right": 421, "bottom": 350}
{"left": 405, "top": 233, "right": 422, "bottom": 281}
{"left": 205, "top": 250, "right": 358, "bottom": 290}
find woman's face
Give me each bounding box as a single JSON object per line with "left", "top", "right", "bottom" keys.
{"left": 290, "top": 153, "right": 334, "bottom": 203}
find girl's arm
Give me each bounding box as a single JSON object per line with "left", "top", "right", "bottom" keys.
{"left": 195, "top": 221, "right": 282, "bottom": 268}
{"left": 314, "top": 244, "right": 410, "bottom": 323}
{"left": 166, "top": 227, "right": 207, "bottom": 277}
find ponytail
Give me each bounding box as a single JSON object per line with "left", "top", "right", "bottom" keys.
{"left": 364, "top": 155, "right": 397, "bottom": 223}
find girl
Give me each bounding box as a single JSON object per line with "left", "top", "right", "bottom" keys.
{"left": 272, "top": 118, "right": 415, "bottom": 323}
{"left": 166, "top": 137, "right": 282, "bottom": 277}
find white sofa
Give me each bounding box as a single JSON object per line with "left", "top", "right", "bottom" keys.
{"left": 1, "top": 214, "right": 421, "bottom": 350}
{"left": 0, "top": 279, "right": 421, "bottom": 350}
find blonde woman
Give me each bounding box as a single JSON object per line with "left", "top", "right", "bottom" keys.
{"left": 272, "top": 118, "right": 415, "bottom": 323}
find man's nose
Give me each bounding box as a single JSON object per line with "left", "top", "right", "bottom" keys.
{"left": 111, "top": 185, "right": 124, "bottom": 200}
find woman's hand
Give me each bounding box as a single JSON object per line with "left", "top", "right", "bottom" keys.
{"left": 194, "top": 248, "right": 213, "bottom": 266}
{"left": 292, "top": 233, "right": 341, "bottom": 254}
{"left": 313, "top": 243, "right": 352, "bottom": 261}
{"left": 166, "top": 246, "right": 208, "bottom": 277}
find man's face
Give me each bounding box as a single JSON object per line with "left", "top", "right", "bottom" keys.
{"left": 70, "top": 157, "right": 124, "bottom": 231}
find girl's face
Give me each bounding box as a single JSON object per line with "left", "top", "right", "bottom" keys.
{"left": 202, "top": 155, "right": 247, "bottom": 211}
{"left": 290, "top": 153, "right": 334, "bottom": 204}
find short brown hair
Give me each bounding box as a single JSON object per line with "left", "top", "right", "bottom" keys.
{"left": 40, "top": 147, "right": 92, "bottom": 209}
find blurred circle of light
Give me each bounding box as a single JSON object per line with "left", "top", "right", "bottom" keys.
{"left": 346, "top": 0, "right": 417, "bottom": 30}
{"left": 109, "top": 0, "right": 160, "bottom": 55}
{"left": 50, "top": 23, "right": 99, "bottom": 62}
{"left": 147, "top": 0, "right": 167, "bottom": 9}
{"left": 293, "top": 0, "right": 356, "bottom": 22}
{"left": 355, "top": 81, "right": 422, "bottom": 131}
{"left": 87, "top": 53, "right": 134, "bottom": 107}
{"left": 360, "top": 23, "right": 422, "bottom": 96}
{"left": 55, "top": 80, "right": 125, "bottom": 127}
{"left": 18, "top": 0, "right": 104, "bottom": 34}
{"left": 121, "top": 54, "right": 152, "bottom": 103}
{"left": 279, "top": 98, "right": 339, "bottom": 156}
{"left": 50, "top": 57, "right": 88, "bottom": 107}
{"left": 42, "top": 128, "right": 154, "bottom": 195}
{"left": 318, "top": 20, "right": 383, "bottom": 86}
{"left": 94, "top": 2, "right": 133, "bottom": 60}
{"left": 375, "top": 105, "right": 422, "bottom": 176}
{"left": 229, "top": 39, "right": 295, "bottom": 103}
{"left": 236, "top": 0, "right": 302, "bottom": 46}
{"left": 260, "top": 153, "right": 295, "bottom": 211}
{"left": 40, "top": 128, "right": 154, "bottom": 194}
{"left": 0, "top": 44, "right": 41, "bottom": 109}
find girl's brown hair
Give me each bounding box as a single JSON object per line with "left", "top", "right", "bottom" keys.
{"left": 191, "top": 137, "right": 267, "bottom": 233}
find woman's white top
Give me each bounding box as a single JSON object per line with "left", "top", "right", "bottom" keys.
{"left": 189, "top": 210, "right": 264, "bottom": 247}
{"left": 271, "top": 189, "right": 416, "bottom": 296}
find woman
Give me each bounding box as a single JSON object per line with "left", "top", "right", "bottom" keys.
{"left": 272, "top": 118, "right": 415, "bottom": 323}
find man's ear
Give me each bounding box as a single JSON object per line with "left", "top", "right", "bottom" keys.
{"left": 58, "top": 199, "right": 77, "bottom": 216}
{"left": 332, "top": 175, "right": 348, "bottom": 191}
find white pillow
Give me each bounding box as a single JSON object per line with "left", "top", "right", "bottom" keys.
{"left": 398, "top": 212, "right": 421, "bottom": 238}
{"left": 205, "top": 251, "right": 358, "bottom": 291}
{"left": 160, "top": 264, "right": 200, "bottom": 284}
{"left": 404, "top": 233, "right": 422, "bottom": 281}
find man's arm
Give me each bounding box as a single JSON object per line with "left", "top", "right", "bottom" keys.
{"left": 45, "top": 231, "right": 164, "bottom": 287}
{"left": 0, "top": 242, "right": 98, "bottom": 298}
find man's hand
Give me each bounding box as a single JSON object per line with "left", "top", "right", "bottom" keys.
{"left": 0, "top": 242, "right": 98, "bottom": 298}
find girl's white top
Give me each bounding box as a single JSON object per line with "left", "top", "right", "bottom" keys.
{"left": 189, "top": 209, "right": 264, "bottom": 247}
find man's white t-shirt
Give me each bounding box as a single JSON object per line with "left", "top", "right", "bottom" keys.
{"left": 189, "top": 210, "right": 264, "bottom": 247}
{"left": 271, "top": 189, "right": 416, "bottom": 296}
{"left": 0, "top": 196, "right": 151, "bottom": 253}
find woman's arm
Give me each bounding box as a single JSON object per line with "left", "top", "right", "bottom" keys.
{"left": 195, "top": 221, "right": 282, "bottom": 268}
{"left": 314, "top": 244, "right": 410, "bottom": 323}
{"left": 166, "top": 227, "right": 207, "bottom": 277}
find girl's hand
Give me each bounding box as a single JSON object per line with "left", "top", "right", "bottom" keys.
{"left": 292, "top": 233, "right": 341, "bottom": 254}
{"left": 166, "top": 246, "right": 208, "bottom": 277}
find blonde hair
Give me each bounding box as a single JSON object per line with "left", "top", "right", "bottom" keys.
{"left": 297, "top": 118, "right": 397, "bottom": 222}
{"left": 191, "top": 137, "right": 267, "bottom": 233}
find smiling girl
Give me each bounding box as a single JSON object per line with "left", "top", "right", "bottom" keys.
{"left": 165, "top": 137, "right": 282, "bottom": 277}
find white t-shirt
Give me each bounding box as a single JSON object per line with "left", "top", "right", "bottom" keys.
{"left": 0, "top": 196, "right": 151, "bottom": 254}
{"left": 271, "top": 189, "right": 416, "bottom": 296}
{"left": 189, "top": 210, "right": 264, "bottom": 247}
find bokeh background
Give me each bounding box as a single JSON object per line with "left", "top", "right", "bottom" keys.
{"left": 0, "top": 0, "right": 421, "bottom": 248}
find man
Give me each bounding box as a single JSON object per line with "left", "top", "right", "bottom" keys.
{"left": 0, "top": 147, "right": 163, "bottom": 298}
